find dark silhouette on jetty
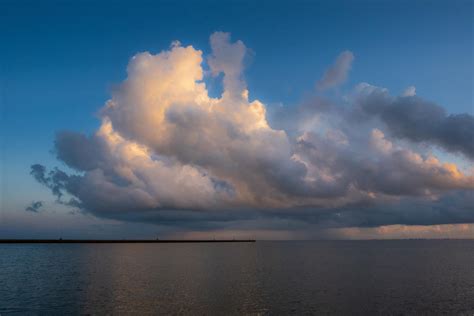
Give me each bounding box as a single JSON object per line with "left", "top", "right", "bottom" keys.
{"left": 0, "top": 239, "right": 256, "bottom": 244}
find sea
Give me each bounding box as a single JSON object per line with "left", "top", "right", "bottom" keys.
{"left": 1, "top": 240, "right": 474, "bottom": 315}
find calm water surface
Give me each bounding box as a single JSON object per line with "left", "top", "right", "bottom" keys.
{"left": 1, "top": 240, "right": 474, "bottom": 315}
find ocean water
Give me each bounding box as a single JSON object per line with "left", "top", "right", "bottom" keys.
{"left": 1, "top": 240, "right": 474, "bottom": 315}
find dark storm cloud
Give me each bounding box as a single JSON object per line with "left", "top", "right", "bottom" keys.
{"left": 332, "top": 190, "right": 474, "bottom": 227}
{"left": 54, "top": 131, "right": 109, "bottom": 171}
{"left": 355, "top": 87, "right": 474, "bottom": 160}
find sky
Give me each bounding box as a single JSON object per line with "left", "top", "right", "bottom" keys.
{"left": 0, "top": 0, "right": 473, "bottom": 239}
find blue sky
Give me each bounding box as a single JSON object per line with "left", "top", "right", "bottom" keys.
{"left": 1, "top": 0, "right": 473, "bottom": 239}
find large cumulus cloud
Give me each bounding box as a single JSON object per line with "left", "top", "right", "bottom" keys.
{"left": 31, "top": 32, "right": 474, "bottom": 231}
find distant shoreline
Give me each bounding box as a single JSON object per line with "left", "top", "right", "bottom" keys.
{"left": 0, "top": 239, "right": 256, "bottom": 244}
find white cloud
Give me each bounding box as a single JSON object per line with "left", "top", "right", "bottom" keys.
{"left": 402, "top": 85, "right": 416, "bottom": 97}
{"left": 370, "top": 129, "right": 393, "bottom": 154}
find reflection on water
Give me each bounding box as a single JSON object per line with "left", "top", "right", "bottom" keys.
{"left": 1, "top": 240, "right": 474, "bottom": 314}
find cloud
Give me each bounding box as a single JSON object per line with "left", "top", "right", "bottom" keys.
{"left": 316, "top": 51, "right": 354, "bottom": 91}
{"left": 30, "top": 163, "right": 82, "bottom": 208}
{"left": 208, "top": 31, "right": 247, "bottom": 97}
{"left": 353, "top": 83, "right": 474, "bottom": 159}
{"left": 30, "top": 32, "right": 474, "bottom": 232}
{"left": 25, "top": 201, "right": 43, "bottom": 213}
{"left": 54, "top": 131, "right": 110, "bottom": 171}
{"left": 333, "top": 223, "right": 474, "bottom": 240}
{"left": 402, "top": 85, "right": 416, "bottom": 97}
